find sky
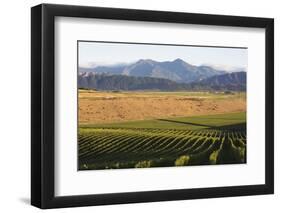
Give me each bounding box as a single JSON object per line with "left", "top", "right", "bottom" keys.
{"left": 78, "top": 41, "right": 247, "bottom": 72}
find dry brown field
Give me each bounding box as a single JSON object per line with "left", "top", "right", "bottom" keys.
{"left": 78, "top": 90, "right": 246, "bottom": 125}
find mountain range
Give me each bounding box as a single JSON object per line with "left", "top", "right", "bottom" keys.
{"left": 79, "top": 58, "right": 227, "bottom": 83}
{"left": 79, "top": 58, "right": 246, "bottom": 91}
{"left": 78, "top": 72, "right": 189, "bottom": 91}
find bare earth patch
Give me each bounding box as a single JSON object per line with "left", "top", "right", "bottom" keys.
{"left": 79, "top": 90, "right": 246, "bottom": 124}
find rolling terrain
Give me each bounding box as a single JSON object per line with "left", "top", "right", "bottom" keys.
{"left": 79, "top": 112, "right": 246, "bottom": 170}
{"left": 78, "top": 90, "right": 246, "bottom": 170}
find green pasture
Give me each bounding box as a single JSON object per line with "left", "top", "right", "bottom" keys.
{"left": 80, "top": 112, "right": 246, "bottom": 131}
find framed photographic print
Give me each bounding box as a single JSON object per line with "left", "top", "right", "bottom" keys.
{"left": 31, "top": 3, "right": 274, "bottom": 209}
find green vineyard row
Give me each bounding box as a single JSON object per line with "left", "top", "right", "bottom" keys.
{"left": 78, "top": 128, "right": 246, "bottom": 170}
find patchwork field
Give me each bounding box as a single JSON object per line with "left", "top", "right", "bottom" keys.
{"left": 79, "top": 111, "right": 246, "bottom": 170}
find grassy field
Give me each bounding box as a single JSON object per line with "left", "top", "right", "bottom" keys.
{"left": 80, "top": 112, "right": 245, "bottom": 130}
{"left": 78, "top": 112, "right": 246, "bottom": 170}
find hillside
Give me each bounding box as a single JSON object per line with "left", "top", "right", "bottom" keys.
{"left": 188, "top": 72, "right": 246, "bottom": 91}
{"left": 78, "top": 71, "right": 246, "bottom": 91}
{"left": 79, "top": 58, "right": 227, "bottom": 83}
{"left": 78, "top": 72, "right": 189, "bottom": 91}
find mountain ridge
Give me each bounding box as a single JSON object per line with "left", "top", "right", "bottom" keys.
{"left": 79, "top": 58, "right": 229, "bottom": 83}
{"left": 78, "top": 71, "right": 246, "bottom": 91}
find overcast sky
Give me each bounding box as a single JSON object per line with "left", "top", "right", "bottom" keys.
{"left": 78, "top": 41, "right": 247, "bottom": 71}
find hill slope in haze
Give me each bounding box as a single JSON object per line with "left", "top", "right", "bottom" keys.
{"left": 79, "top": 58, "right": 227, "bottom": 83}
{"left": 78, "top": 71, "right": 246, "bottom": 91}
{"left": 78, "top": 72, "right": 189, "bottom": 91}
{"left": 188, "top": 72, "right": 246, "bottom": 91}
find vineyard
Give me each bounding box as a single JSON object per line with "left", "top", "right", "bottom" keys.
{"left": 78, "top": 112, "right": 246, "bottom": 170}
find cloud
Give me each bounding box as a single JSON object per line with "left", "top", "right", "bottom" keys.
{"left": 201, "top": 63, "right": 247, "bottom": 72}
{"left": 79, "top": 61, "right": 133, "bottom": 68}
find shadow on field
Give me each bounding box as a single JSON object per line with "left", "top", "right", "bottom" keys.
{"left": 198, "top": 117, "right": 245, "bottom": 121}
{"left": 210, "top": 122, "right": 246, "bottom": 131}
{"left": 157, "top": 119, "right": 214, "bottom": 128}
{"left": 157, "top": 118, "right": 246, "bottom": 131}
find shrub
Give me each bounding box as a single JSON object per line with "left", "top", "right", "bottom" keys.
{"left": 82, "top": 164, "right": 88, "bottom": 169}
{"left": 209, "top": 150, "right": 219, "bottom": 164}
{"left": 175, "top": 155, "right": 190, "bottom": 166}
{"left": 135, "top": 160, "right": 153, "bottom": 168}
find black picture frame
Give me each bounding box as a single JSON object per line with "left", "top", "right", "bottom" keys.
{"left": 31, "top": 3, "right": 274, "bottom": 209}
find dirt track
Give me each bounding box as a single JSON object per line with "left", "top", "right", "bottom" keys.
{"left": 79, "top": 91, "right": 246, "bottom": 124}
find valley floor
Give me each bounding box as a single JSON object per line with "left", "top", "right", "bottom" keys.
{"left": 78, "top": 90, "right": 246, "bottom": 170}
{"left": 79, "top": 90, "right": 246, "bottom": 124}
{"left": 79, "top": 112, "right": 246, "bottom": 170}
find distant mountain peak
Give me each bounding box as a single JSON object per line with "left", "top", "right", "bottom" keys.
{"left": 79, "top": 58, "right": 230, "bottom": 83}
{"left": 173, "top": 58, "right": 185, "bottom": 63}
{"left": 136, "top": 59, "right": 156, "bottom": 64}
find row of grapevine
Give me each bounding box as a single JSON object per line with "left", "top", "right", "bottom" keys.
{"left": 78, "top": 128, "right": 246, "bottom": 170}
